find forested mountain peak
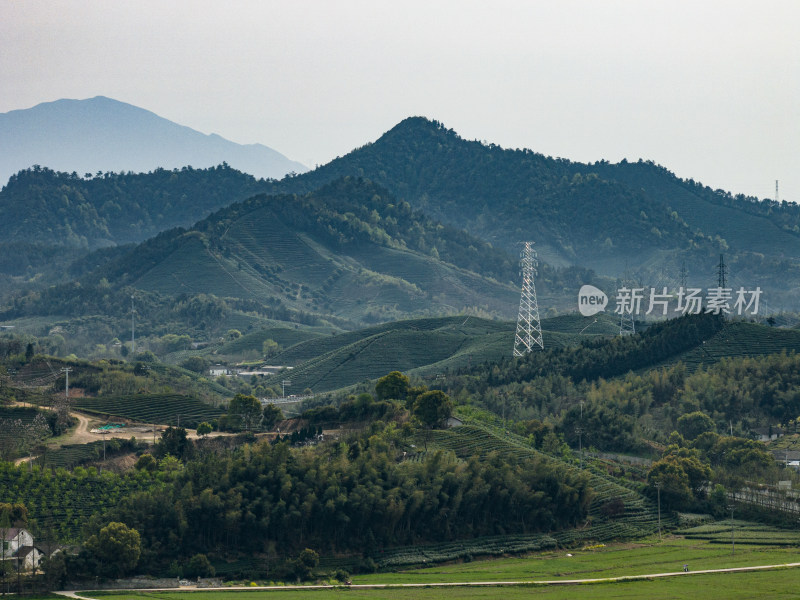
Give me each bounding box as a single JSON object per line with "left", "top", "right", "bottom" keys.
{"left": 267, "top": 117, "right": 800, "bottom": 309}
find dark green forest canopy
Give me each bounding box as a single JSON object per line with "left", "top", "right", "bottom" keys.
{"left": 0, "top": 164, "right": 265, "bottom": 247}
{"left": 97, "top": 436, "right": 590, "bottom": 571}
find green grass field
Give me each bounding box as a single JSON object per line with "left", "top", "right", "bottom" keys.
{"left": 354, "top": 536, "right": 799, "bottom": 584}
{"left": 80, "top": 571, "right": 800, "bottom": 598}
{"left": 82, "top": 537, "right": 800, "bottom": 599}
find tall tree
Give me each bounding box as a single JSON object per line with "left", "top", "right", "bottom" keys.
{"left": 375, "top": 371, "right": 410, "bottom": 402}
{"left": 228, "top": 394, "right": 262, "bottom": 432}
{"left": 84, "top": 522, "right": 141, "bottom": 578}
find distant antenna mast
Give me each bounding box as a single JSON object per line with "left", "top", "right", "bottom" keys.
{"left": 717, "top": 254, "right": 728, "bottom": 288}
{"left": 776, "top": 180, "right": 779, "bottom": 203}
{"left": 513, "top": 241, "right": 544, "bottom": 356}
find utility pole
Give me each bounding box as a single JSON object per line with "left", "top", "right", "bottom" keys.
{"left": 60, "top": 367, "right": 72, "bottom": 400}
{"left": 655, "top": 481, "right": 662, "bottom": 541}
{"left": 728, "top": 504, "right": 735, "bottom": 555}
{"left": 575, "top": 426, "right": 583, "bottom": 470}
{"left": 282, "top": 380, "right": 291, "bottom": 398}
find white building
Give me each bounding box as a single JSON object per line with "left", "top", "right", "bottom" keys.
{"left": 1, "top": 527, "right": 44, "bottom": 571}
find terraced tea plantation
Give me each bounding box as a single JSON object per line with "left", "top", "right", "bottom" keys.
{"left": 74, "top": 393, "right": 224, "bottom": 428}
{"left": 0, "top": 405, "right": 41, "bottom": 424}
{"left": 37, "top": 440, "right": 141, "bottom": 469}
{"left": 657, "top": 321, "right": 800, "bottom": 372}
{"left": 679, "top": 521, "right": 800, "bottom": 546}
{"left": 420, "top": 417, "right": 669, "bottom": 555}
{"left": 260, "top": 314, "right": 621, "bottom": 394}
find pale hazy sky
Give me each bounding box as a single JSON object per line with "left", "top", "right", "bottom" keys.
{"left": 2, "top": 0, "right": 798, "bottom": 201}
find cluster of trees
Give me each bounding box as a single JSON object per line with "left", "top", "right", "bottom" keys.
{"left": 271, "top": 425, "right": 322, "bottom": 446}
{"left": 647, "top": 431, "right": 779, "bottom": 511}
{"left": 555, "top": 350, "right": 800, "bottom": 453}
{"left": 217, "top": 394, "right": 283, "bottom": 432}
{"left": 302, "top": 371, "right": 453, "bottom": 433}
{"left": 0, "top": 408, "right": 54, "bottom": 461}
{"left": 91, "top": 427, "right": 590, "bottom": 574}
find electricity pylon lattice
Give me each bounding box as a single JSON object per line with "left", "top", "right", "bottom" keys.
{"left": 618, "top": 270, "right": 635, "bottom": 336}
{"left": 619, "top": 308, "right": 636, "bottom": 336}
{"left": 513, "top": 241, "right": 544, "bottom": 356}
{"left": 717, "top": 254, "right": 728, "bottom": 289}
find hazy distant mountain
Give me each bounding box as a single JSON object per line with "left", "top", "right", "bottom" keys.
{"left": 0, "top": 96, "right": 307, "bottom": 184}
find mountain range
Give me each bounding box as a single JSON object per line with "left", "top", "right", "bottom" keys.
{"left": 2, "top": 176, "right": 529, "bottom": 333}
{"left": 0, "top": 96, "right": 306, "bottom": 185}
{"left": 2, "top": 102, "right": 800, "bottom": 344}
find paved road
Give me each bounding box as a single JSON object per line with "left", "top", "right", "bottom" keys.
{"left": 54, "top": 561, "right": 800, "bottom": 597}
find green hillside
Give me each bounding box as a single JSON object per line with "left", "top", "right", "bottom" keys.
{"left": 261, "top": 313, "right": 622, "bottom": 394}
{"left": 14, "top": 177, "right": 524, "bottom": 329}
{"left": 654, "top": 320, "right": 800, "bottom": 372}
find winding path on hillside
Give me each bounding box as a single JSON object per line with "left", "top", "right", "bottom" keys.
{"left": 53, "top": 561, "right": 800, "bottom": 597}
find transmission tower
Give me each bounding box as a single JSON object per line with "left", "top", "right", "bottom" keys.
{"left": 679, "top": 261, "right": 688, "bottom": 290}
{"left": 776, "top": 180, "right": 779, "bottom": 203}
{"left": 513, "top": 241, "right": 544, "bottom": 356}
{"left": 618, "top": 268, "right": 636, "bottom": 336}
{"left": 717, "top": 254, "right": 728, "bottom": 288}
{"left": 619, "top": 305, "right": 635, "bottom": 336}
